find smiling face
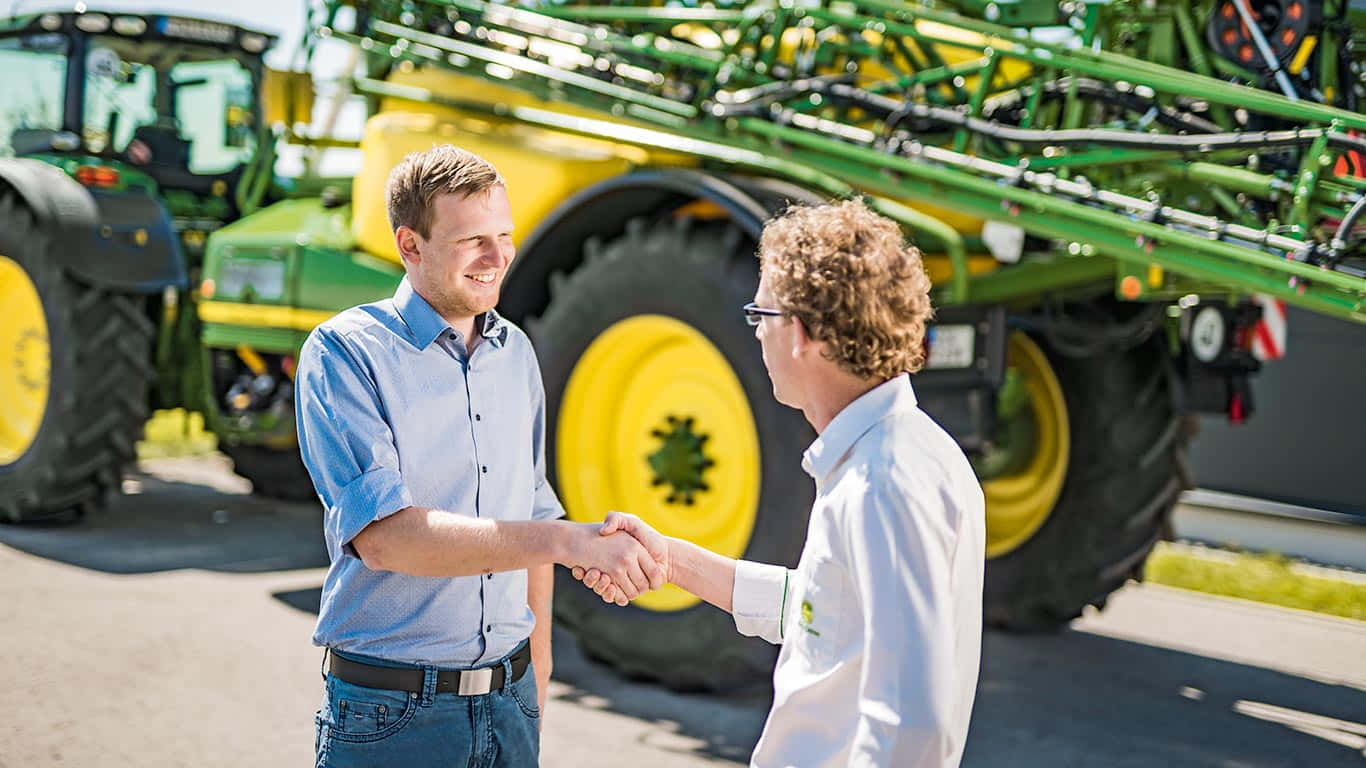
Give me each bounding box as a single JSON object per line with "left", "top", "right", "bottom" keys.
{"left": 397, "top": 186, "right": 516, "bottom": 328}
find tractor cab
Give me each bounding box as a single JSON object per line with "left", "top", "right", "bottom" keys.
{"left": 0, "top": 10, "right": 287, "bottom": 524}
{"left": 0, "top": 10, "right": 274, "bottom": 200}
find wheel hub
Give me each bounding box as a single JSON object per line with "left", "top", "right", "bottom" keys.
{"left": 1208, "top": 0, "right": 1312, "bottom": 72}
{"left": 557, "top": 314, "right": 762, "bottom": 612}
{"left": 14, "top": 328, "right": 49, "bottom": 393}
{"left": 646, "top": 415, "right": 714, "bottom": 505}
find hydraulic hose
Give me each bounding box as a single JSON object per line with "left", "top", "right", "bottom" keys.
{"left": 710, "top": 79, "right": 1366, "bottom": 156}
{"left": 1329, "top": 195, "right": 1366, "bottom": 258}
{"left": 982, "top": 78, "right": 1223, "bottom": 135}
{"left": 842, "top": 86, "right": 1366, "bottom": 155}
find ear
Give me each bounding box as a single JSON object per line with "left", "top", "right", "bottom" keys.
{"left": 790, "top": 314, "right": 813, "bottom": 360}
{"left": 395, "top": 225, "right": 423, "bottom": 267}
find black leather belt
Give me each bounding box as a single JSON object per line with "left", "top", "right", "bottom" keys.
{"left": 327, "top": 643, "right": 531, "bottom": 696}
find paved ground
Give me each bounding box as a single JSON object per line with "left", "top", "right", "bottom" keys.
{"left": 1, "top": 455, "right": 1363, "bottom": 767}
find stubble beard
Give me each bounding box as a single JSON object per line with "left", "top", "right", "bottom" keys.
{"left": 429, "top": 282, "right": 499, "bottom": 321}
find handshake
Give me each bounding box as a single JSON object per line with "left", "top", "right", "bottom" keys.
{"left": 564, "top": 512, "right": 670, "bottom": 606}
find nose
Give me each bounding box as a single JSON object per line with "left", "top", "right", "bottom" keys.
{"left": 496, "top": 238, "right": 515, "bottom": 267}
{"left": 476, "top": 240, "right": 512, "bottom": 270}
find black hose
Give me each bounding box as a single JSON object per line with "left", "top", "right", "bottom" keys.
{"left": 711, "top": 79, "right": 1366, "bottom": 157}
{"left": 1012, "top": 303, "right": 1165, "bottom": 357}
{"left": 1330, "top": 195, "right": 1366, "bottom": 255}
{"left": 983, "top": 77, "right": 1223, "bottom": 135}
{"left": 845, "top": 86, "right": 1366, "bottom": 156}
{"left": 708, "top": 73, "right": 855, "bottom": 116}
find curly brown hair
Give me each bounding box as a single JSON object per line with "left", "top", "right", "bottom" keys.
{"left": 386, "top": 144, "right": 506, "bottom": 238}
{"left": 759, "top": 198, "right": 934, "bottom": 379}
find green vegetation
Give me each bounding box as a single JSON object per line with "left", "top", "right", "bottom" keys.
{"left": 1145, "top": 542, "right": 1366, "bottom": 621}
{"left": 136, "top": 410, "right": 217, "bottom": 459}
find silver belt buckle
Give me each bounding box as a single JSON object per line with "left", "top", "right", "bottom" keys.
{"left": 457, "top": 667, "right": 494, "bottom": 696}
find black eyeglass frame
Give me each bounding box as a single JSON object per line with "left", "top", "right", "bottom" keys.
{"left": 742, "top": 302, "right": 785, "bottom": 326}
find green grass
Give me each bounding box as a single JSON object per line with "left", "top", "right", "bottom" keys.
{"left": 136, "top": 409, "right": 218, "bottom": 459}
{"left": 1144, "top": 541, "right": 1366, "bottom": 621}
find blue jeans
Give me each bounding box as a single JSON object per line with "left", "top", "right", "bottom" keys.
{"left": 314, "top": 647, "right": 540, "bottom": 768}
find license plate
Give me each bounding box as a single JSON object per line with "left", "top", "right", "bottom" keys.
{"left": 925, "top": 324, "right": 975, "bottom": 370}
{"left": 218, "top": 257, "right": 285, "bottom": 301}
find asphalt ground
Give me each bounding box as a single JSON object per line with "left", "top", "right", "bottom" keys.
{"left": 2, "top": 454, "right": 1363, "bottom": 767}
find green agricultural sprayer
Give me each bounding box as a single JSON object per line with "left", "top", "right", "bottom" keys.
{"left": 11, "top": 0, "right": 1362, "bottom": 690}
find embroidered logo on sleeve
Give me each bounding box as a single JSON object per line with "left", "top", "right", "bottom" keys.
{"left": 799, "top": 599, "right": 820, "bottom": 636}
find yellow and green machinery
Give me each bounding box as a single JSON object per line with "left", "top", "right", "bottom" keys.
{"left": 0, "top": 9, "right": 281, "bottom": 520}
{"left": 189, "top": 0, "right": 1366, "bottom": 687}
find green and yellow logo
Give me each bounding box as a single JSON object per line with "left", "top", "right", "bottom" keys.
{"left": 800, "top": 599, "right": 820, "bottom": 636}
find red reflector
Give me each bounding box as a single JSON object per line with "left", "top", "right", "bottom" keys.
{"left": 75, "top": 164, "right": 120, "bottom": 188}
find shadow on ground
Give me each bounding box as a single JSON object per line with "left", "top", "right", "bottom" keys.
{"left": 274, "top": 585, "right": 324, "bottom": 614}
{"left": 0, "top": 456, "right": 327, "bottom": 574}
{"left": 968, "top": 628, "right": 1365, "bottom": 767}
{"left": 12, "top": 455, "right": 1359, "bottom": 766}
{"left": 548, "top": 625, "right": 1366, "bottom": 767}
{"left": 548, "top": 623, "right": 771, "bottom": 764}
{"left": 271, "top": 592, "right": 1366, "bottom": 767}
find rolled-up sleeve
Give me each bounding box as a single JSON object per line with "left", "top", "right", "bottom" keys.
{"left": 527, "top": 346, "right": 566, "bottom": 522}
{"left": 295, "top": 328, "right": 414, "bottom": 557}
{"left": 732, "top": 560, "right": 796, "bottom": 644}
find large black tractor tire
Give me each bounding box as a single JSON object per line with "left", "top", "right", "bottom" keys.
{"left": 0, "top": 192, "right": 154, "bottom": 522}
{"left": 984, "top": 331, "right": 1185, "bottom": 629}
{"left": 223, "top": 443, "right": 317, "bottom": 502}
{"left": 531, "top": 216, "right": 814, "bottom": 691}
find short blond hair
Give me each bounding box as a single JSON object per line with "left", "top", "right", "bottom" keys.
{"left": 759, "top": 198, "right": 933, "bottom": 379}
{"left": 386, "top": 144, "right": 505, "bottom": 238}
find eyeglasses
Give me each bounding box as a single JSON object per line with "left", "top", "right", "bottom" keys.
{"left": 742, "top": 302, "right": 784, "bottom": 326}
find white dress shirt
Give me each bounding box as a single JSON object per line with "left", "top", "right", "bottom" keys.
{"left": 732, "top": 374, "right": 985, "bottom": 768}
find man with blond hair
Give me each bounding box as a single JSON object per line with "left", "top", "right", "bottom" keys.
{"left": 295, "top": 144, "right": 662, "bottom": 767}
{"left": 577, "top": 198, "right": 986, "bottom": 767}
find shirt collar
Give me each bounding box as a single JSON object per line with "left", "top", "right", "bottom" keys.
{"left": 801, "top": 373, "right": 918, "bottom": 482}
{"left": 479, "top": 309, "right": 509, "bottom": 347}
{"left": 393, "top": 277, "right": 509, "bottom": 350}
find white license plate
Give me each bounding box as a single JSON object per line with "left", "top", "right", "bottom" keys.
{"left": 219, "top": 257, "right": 285, "bottom": 301}
{"left": 925, "top": 325, "right": 975, "bottom": 370}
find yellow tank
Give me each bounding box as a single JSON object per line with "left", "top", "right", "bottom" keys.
{"left": 353, "top": 50, "right": 1012, "bottom": 268}
{"left": 352, "top": 67, "right": 670, "bottom": 264}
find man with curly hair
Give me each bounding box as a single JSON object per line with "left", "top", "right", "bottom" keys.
{"left": 576, "top": 198, "right": 986, "bottom": 767}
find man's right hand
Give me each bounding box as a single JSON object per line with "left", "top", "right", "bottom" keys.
{"left": 562, "top": 521, "right": 663, "bottom": 604}
{"left": 572, "top": 512, "right": 672, "bottom": 605}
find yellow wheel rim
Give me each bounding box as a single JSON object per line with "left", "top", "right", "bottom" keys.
{"left": 982, "top": 333, "right": 1069, "bottom": 558}
{"left": 558, "top": 315, "right": 761, "bottom": 611}
{"left": 0, "top": 255, "right": 50, "bottom": 465}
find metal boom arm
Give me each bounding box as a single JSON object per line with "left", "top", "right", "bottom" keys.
{"left": 325, "top": 0, "right": 1366, "bottom": 322}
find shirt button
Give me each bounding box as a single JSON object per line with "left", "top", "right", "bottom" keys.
{"left": 486, "top": 625, "right": 493, "bottom": 633}
{"left": 487, "top": 574, "right": 494, "bottom": 580}
{"left": 448, "top": 333, "right": 456, "bottom": 341}
{"left": 475, "top": 414, "right": 481, "bottom": 421}
{"left": 481, "top": 466, "right": 488, "bottom": 474}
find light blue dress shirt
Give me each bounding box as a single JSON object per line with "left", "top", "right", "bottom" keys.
{"left": 295, "top": 277, "right": 565, "bottom": 668}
